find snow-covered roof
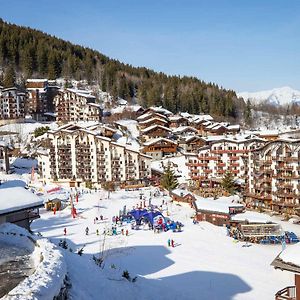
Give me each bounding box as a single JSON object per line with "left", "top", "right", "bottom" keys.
{"left": 231, "top": 211, "right": 271, "bottom": 223}
{"left": 87, "top": 103, "right": 102, "bottom": 108}
{"left": 137, "top": 112, "right": 168, "bottom": 121}
{"left": 180, "top": 112, "right": 192, "bottom": 118}
{"left": 227, "top": 125, "right": 240, "bottom": 131}
{"left": 141, "top": 125, "right": 171, "bottom": 133}
{"left": 148, "top": 106, "right": 173, "bottom": 115}
{"left": 0, "top": 187, "right": 43, "bottom": 215}
{"left": 117, "top": 98, "right": 128, "bottom": 105}
{"left": 138, "top": 117, "right": 168, "bottom": 125}
{"left": 26, "top": 79, "right": 48, "bottom": 83}
{"left": 171, "top": 188, "right": 194, "bottom": 198}
{"left": 194, "top": 195, "right": 244, "bottom": 214}
{"left": 254, "top": 130, "right": 279, "bottom": 136}
{"left": 66, "top": 88, "right": 95, "bottom": 98}
{"left": 172, "top": 126, "right": 198, "bottom": 134}
{"left": 169, "top": 115, "right": 187, "bottom": 122}
{"left": 143, "top": 137, "right": 177, "bottom": 146}
{"left": 193, "top": 114, "right": 214, "bottom": 123}
{"left": 279, "top": 243, "right": 300, "bottom": 268}
{"left": 44, "top": 112, "right": 57, "bottom": 117}
{"left": 127, "top": 105, "right": 143, "bottom": 112}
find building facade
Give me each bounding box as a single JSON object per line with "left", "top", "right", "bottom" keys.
{"left": 185, "top": 136, "right": 265, "bottom": 187}
{"left": 0, "top": 87, "right": 26, "bottom": 119}
{"left": 54, "top": 89, "right": 102, "bottom": 123}
{"left": 38, "top": 124, "right": 151, "bottom": 187}
{"left": 246, "top": 139, "right": 300, "bottom": 214}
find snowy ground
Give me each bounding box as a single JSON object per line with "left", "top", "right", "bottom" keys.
{"left": 28, "top": 187, "right": 300, "bottom": 300}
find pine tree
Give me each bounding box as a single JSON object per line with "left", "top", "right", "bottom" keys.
{"left": 3, "top": 65, "right": 16, "bottom": 87}
{"left": 244, "top": 99, "right": 252, "bottom": 125}
{"left": 160, "top": 164, "right": 179, "bottom": 192}
{"left": 221, "top": 171, "right": 236, "bottom": 195}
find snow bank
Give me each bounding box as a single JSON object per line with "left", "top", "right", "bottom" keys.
{"left": 0, "top": 223, "right": 66, "bottom": 300}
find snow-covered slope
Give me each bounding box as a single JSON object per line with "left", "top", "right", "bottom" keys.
{"left": 238, "top": 86, "right": 300, "bottom": 106}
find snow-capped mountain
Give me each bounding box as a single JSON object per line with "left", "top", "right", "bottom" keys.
{"left": 238, "top": 86, "right": 300, "bottom": 106}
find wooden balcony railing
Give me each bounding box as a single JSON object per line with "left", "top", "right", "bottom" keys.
{"left": 275, "top": 285, "right": 296, "bottom": 300}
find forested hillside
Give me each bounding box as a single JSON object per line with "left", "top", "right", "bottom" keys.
{"left": 0, "top": 19, "right": 244, "bottom": 119}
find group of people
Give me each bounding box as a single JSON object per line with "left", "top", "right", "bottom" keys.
{"left": 167, "top": 238, "right": 175, "bottom": 248}
{"left": 94, "top": 215, "right": 104, "bottom": 224}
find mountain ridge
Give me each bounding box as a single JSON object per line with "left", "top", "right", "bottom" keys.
{"left": 238, "top": 86, "right": 300, "bottom": 106}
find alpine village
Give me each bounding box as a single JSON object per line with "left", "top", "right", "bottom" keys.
{"left": 1, "top": 15, "right": 300, "bottom": 300}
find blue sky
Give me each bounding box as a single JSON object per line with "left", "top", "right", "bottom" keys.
{"left": 1, "top": 0, "right": 300, "bottom": 92}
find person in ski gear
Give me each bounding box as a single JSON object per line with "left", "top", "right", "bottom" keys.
{"left": 85, "top": 227, "right": 89, "bottom": 235}
{"left": 64, "top": 228, "right": 67, "bottom": 235}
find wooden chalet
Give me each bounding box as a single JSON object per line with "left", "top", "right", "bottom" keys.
{"left": 205, "top": 123, "right": 228, "bottom": 136}
{"left": 194, "top": 120, "right": 211, "bottom": 135}
{"left": 193, "top": 196, "right": 244, "bottom": 226}
{"left": 138, "top": 117, "right": 169, "bottom": 129}
{"left": 257, "top": 130, "right": 279, "bottom": 141}
{"left": 169, "top": 116, "right": 189, "bottom": 128}
{"left": 179, "top": 136, "right": 206, "bottom": 153}
{"left": 170, "top": 188, "right": 196, "bottom": 204}
{"left": 137, "top": 111, "right": 168, "bottom": 123}
{"left": 141, "top": 125, "right": 172, "bottom": 141}
{"left": 100, "top": 125, "right": 117, "bottom": 138}
{"left": 142, "top": 106, "right": 173, "bottom": 117}
{"left": 173, "top": 126, "right": 198, "bottom": 136}
{"left": 227, "top": 124, "right": 240, "bottom": 134}
{"left": 142, "top": 138, "right": 177, "bottom": 160}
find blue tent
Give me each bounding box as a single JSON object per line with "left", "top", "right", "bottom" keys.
{"left": 129, "top": 209, "right": 148, "bottom": 221}
{"left": 143, "top": 211, "right": 165, "bottom": 225}
{"left": 129, "top": 209, "right": 165, "bottom": 225}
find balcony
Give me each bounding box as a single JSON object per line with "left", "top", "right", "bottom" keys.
{"left": 230, "top": 156, "right": 239, "bottom": 161}
{"left": 275, "top": 286, "right": 296, "bottom": 300}
{"left": 198, "top": 155, "right": 217, "bottom": 160}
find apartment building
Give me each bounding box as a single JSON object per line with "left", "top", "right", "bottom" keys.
{"left": 38, "top": 124, "right": 151, "bottom": 187}
{"left": 54, "top": 88, "right": 102, "bottom": 123}
{"left": 25, "top": 79, "right": 48, "bottom": 119}
{"left": 246, "top": 139, "right": 300, "bottom": 214}
{"left": 185, "top": 136, "right": 265, "bottom": 187}
{"left": 0, "top": 87, "right": 26, "bottom": 119}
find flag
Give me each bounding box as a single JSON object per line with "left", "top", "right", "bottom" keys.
{"left": 282, "top": 239, "right": 286, "bottom": 251}
{"left": 31, "top": 166, "right": 35, "bottom": 182}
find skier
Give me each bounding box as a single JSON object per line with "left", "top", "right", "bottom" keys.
{"left": 63, "top": 228, "right": 67, "bottom": 235}
{"left": 171, "top": 239, "right": 175, "bottom": 248}
{"left": 53, "top": 206, "right": 57, "bottom": 215}
{"left": 168, "top": 239, "right": 171, "bottom": 247}
{"left": 96, "top": 229, "right": 99, "bottom": 236}
{"left": 121, "top": 228, "right": 124, "bottom": 235}
{"left": 100, "top": 215, "right": 103, "bottom": 221}
{"left": 126, "top": 229, "right": 129, "bottom": 236}
{"left": 85, "top": 227, "right": 89, "bottom": 235}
